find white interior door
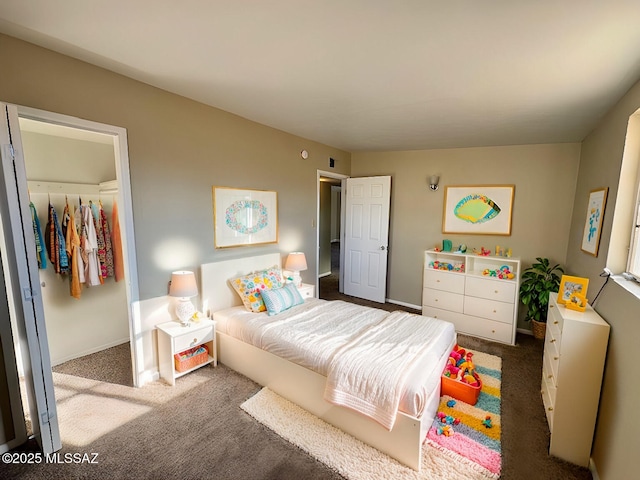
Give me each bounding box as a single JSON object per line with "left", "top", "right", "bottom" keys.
{"left": 0, "top": 102, "right": 61, "bottom": 454}
{"left": 343, "top": 176, "right": 391, "bottom": 303}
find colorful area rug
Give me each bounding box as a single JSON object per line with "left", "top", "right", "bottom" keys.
{"left": 240, "top": 347, "right": 501, "bottom": 480}
{"left": 426, "top": 348, "right": 502, "bottom": 477}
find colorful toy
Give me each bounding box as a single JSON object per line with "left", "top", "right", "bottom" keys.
{"left": 482, "top": 265, "right": 515, "bottom": 280}
{"left": 429, "top": 260, "right": 464, "bottom": 272}
{"left": 482, "top": 416, "right": 493, "bottom": 428}
{"left": 473, "top": 247, "right": 491, "bottom": 256}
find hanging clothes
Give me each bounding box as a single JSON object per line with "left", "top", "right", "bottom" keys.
{"left": 45, "top": 203, "right": 69, "bottom": 275}
{"left": 29, "top": 201, "right": 47, "bottom": 269}
{"left": 112, "top": 200, "right": 125, "bottom": 282}
{"left": 74, "top": 201, "right": 87, "bottom": 285}
{"left": 89, "top": 201, "right": 108, "bottom": 280}
{"left": 64, "top": 201, "right": 82, "bottom": 299}
{"left": 99, "top": 201, "right": 115, "bottom": 278}
{"left": 82, "top": 204, "right": 102, "bottom": 287}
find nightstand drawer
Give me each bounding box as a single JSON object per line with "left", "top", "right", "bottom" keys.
{"left": 297, "top": 283, "right": 315, "bottom": 299}
{"left": 174, "top": 327, "right": 214, "bottom": 353}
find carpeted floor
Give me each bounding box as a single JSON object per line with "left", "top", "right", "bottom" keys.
{"left": 4, "top": 245, "right": 592, "bottom": 479}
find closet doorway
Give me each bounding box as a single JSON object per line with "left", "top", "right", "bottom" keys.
{"left": 20, "top": 117, "right": 134, "bottom": 374}
{"left": 3, "top": 104, "right": 140, "bottom": 386}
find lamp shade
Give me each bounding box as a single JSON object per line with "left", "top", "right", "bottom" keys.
{"left": 285, "top": 252, "right": 307, "bottom": 272}
{"left": 169, "top": 271, "right": 198, "bottom": 298}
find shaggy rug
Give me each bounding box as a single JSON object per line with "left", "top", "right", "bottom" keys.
{"left": 426, "top": 348, "right": 502, "bottom": 477}
{"left": 241, "top": 348, "right": 501, "bottom": 480}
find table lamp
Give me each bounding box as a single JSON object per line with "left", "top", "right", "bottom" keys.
{"left": 169, "top": 270, "right": 198, "bottom": 326}
{"left": 285, "top": 252, "right": 307, "bottom": 287}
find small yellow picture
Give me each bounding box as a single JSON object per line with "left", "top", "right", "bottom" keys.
{"left": 557, "top": 275, "right": 589, "bottom": 305}
{"left": 565, "top": 292, "right": 588, "bottom": 312}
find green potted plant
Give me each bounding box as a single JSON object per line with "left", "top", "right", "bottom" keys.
{"left": 519, "top": 257, "right": 564, "bottom": 339}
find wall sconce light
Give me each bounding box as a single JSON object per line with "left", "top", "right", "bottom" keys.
{"left": 428, "top": 175, "right": 440, "bottom": 191}
{"left": 169, "top": 270, "right": 198, "bottom": 327}
{"left": 285, "top": 252, "right": 308, "bottom": 287}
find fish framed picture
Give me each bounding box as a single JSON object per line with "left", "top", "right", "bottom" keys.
{"left": 442, "top": 185, "right": 515, "bottom": 236}
{"left": 581, "top": 187, "right": 608, "bottom": 257}
{"left": 213, "top": 186, "right": 278, "bottom": 248}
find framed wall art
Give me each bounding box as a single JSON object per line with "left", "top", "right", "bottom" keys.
{"left": 581, "top": 187, "right": 608, "bottom": 256}
{"left": 442, "top": 185, "right": 515, "bottom": 236}
{"left": 557, "top": 275, "right": 589, "bottom": 305}
{"left": 213, "top": 187, "right": 278, "bottom": 248}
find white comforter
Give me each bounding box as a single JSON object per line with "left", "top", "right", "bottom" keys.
{"left": 214, "top": 298, "right": 455, "bottom": 426}
{"left": 324, "top": 310, "right": 453, "bottom": 430}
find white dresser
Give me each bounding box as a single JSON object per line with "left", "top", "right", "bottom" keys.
{"left": 421, "top": 250, "right": 520, "bottom": 345}
{"left": 541, "top": 295, "right": 610, "bottom": 467}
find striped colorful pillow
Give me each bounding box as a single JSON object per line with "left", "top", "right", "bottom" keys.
{"left": 261, "top": 283, "right": 304, "bottom": 316}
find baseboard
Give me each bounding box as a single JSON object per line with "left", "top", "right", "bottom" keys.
{"left": 589, "top": 457, "right": 600, "bottom": 480}
{"left": 51, "top": 337, "right": 130, "bottom": 366}
{"left": 516, "top": 327, "right": 533, "bottom": 336}
{"left": 386, "top": 298, "right": 422, "bottom": 311}
{"left": 319, "top": 271, "right": 332, "bottom": 278}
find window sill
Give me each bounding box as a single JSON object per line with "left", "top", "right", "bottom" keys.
{"left": 611, "top": 274, "right": 640, "bottom": 301}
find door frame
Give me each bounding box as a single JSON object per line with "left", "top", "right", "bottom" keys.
{"left": 316, "top": 170, "right": 348, "bottom": 296}
{"left": 14, "top": 105, "right": 142, "bottom": 387}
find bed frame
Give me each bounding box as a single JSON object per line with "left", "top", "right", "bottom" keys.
{"left": 201, "top": 253, "right": 448, "bottom": 471}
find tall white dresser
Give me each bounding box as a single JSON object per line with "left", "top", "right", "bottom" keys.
{"left": 541, "top": 295, "right": 610, "bottom": 466}
{"left": 422, "top": 250, "right": 520, "bottom": 345}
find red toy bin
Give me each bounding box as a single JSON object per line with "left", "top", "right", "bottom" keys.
{"left": 441, "top": 374, "right": 482, "bottom": 405}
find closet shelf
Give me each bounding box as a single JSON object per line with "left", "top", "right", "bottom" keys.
{"left": 27, "top": 180, "right": 118, "bottom": 195}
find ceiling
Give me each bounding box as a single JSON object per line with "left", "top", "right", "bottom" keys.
{"left": 2, "top": 1, "right": 640, "bottom": 152}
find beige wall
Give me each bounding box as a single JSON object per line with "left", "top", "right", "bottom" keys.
{"left": 352, "top": 144, "right": 581, "bottom": 324}
{"left": 565, "top": 79, "right": 640, "bottom": 480}
{"left": 0, "top": 34, "right": 350, "bottom": 300}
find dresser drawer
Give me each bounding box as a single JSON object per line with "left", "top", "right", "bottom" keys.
{"left": 423, "top": 269, "right": 465, "bottom": 294}
{"left": 174, "top": 326, "right": 215, "bottom": 353}
{"left": 547, "top": 299, "right": 563, "bottom": 336}
{"left": 544, "top": 330, "right": 561, "bottom": 384}
{"left": 423, "top": 288, "right": 464, "bottom": 313}
{"left": 463, "top": 296, "right": 514, "bottom": 324}
{"left": 541, "top": 375, "right": 556, "bottom": 431}
{"left": 465, "top": 276, "right": 516, "bottom": 303}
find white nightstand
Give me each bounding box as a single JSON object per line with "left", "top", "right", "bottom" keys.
{"left": 297, "top": 283, "right": 315, "bottom": 299}
{"left": 156, "top": 319, "right": 217, "bottom": 386}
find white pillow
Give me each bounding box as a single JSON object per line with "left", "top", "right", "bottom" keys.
{"left": 261, "top": 283, "right": 304, "bottom": 316}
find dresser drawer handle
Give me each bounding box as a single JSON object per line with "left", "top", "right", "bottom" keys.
{"left": 550, "top": 305, "right": 554, "bottom": 308}
{"left": 494, "top": 290, "right": 499, "bottom": 294}
{"left": 436, "top": 279, "right": 440, "bottom": 282}
{"left": 554, "top": 321, "right": 559, "bottom": 325}
{"left": 492, "top": 309, "right": 497, "bottom": 313}
{"left": 550, "top": 339, "right": 556, "bottom": 343}
{"left": 554, "top": 356, "right": 559, "bottom": 361}
{"left": 548, "top": 374, "right": 553, "bottom": 379}
{"left": 548, "top": 406, "right": 554, "bottom": 412}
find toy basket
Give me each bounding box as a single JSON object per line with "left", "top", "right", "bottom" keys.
{"left": 441, "top": 374, "right": 482, "bottom": 405}
{"left": 174, "top": 344, "right": 209, "bottom": 373}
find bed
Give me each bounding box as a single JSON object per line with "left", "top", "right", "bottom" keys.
{"left": 201, "top": 253, "right": 456, "bottom": 471}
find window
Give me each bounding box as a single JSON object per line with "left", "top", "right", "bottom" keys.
{"left": 607, "top": 109, "right": 640, "bottom": 282}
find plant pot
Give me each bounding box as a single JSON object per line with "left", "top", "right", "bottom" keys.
{"left": 532, "top": 319, "right": 546, "bottom": 339}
